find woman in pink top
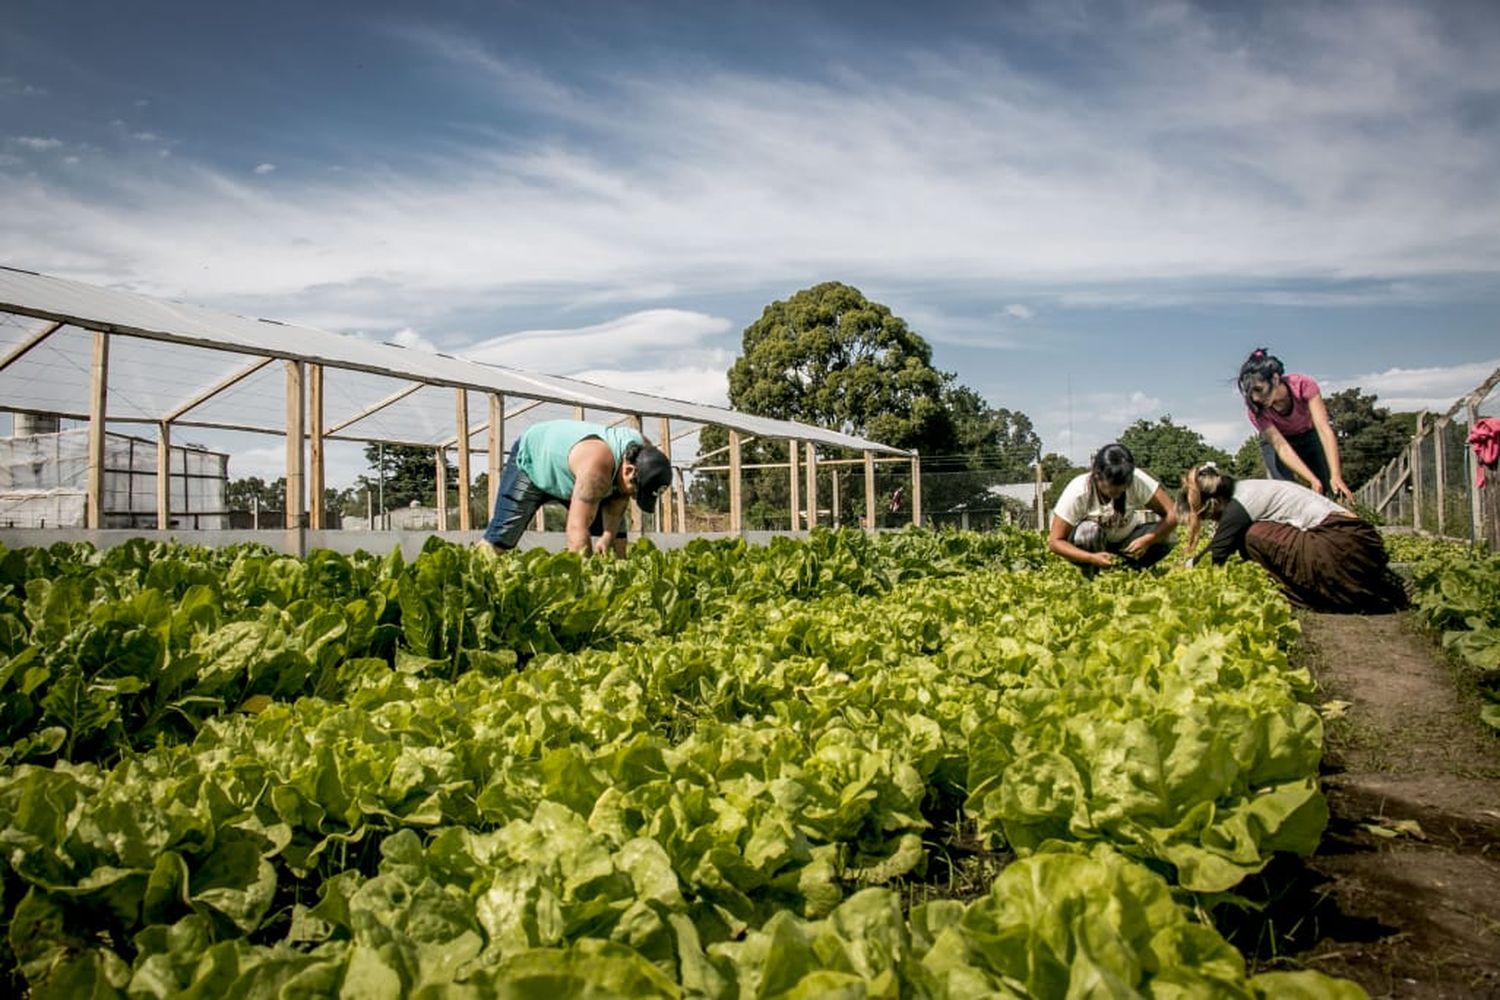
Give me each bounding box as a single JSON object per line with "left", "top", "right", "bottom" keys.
{"left": 1237, "top": 348, "right": 1352, "bottom": 499}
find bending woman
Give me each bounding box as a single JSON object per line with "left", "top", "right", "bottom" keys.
{"left": 1238, "top": 348, "right": 1351, "bottom": 498}
{"left": 1048, "top": 443, "right": 1177, "bottom": 571}
{"left": 1182, "top": 463, "right": 1406, "bottom": 613}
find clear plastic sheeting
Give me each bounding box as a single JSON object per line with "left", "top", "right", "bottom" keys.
{"left": 0, "top": 429, "right": 228, "bottom": 529}
{"left": 0, "top": 267, "right": 909, "bottom": 456}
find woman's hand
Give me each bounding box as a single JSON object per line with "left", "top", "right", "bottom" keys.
{"left": 1123, "top": 535, "right": 1153, "bottom": 559}
{"left": 1331, "top": 476, "right": 1353, "bottom": 501}
{"left": 1092, "top": 552, "right": 1115, "bottom": 568}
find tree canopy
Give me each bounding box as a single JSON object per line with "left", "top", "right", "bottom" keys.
{"left": 356, "top": 443, "right": 457, "bottom": 511}
{"left": 1117, "top": 416, "right": 1232, "bottom": 492}
{"left": 1324, "top": 388, "right": 1415, "bottom": 488}
{"left": 726, "top": 282, "right": 952, "bottom": 451}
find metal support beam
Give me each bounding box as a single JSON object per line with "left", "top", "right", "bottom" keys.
{"left": 805, "top": 443, "right": 818, "bottom": 529}
{"left": 436, "top": 447, "right": 449, "bottom": 531}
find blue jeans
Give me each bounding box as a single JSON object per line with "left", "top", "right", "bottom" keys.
{"left": 482, "top": 446, "right": 622, "bottom": 549}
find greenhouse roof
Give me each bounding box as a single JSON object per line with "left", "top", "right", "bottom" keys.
{"left": 0, "top": 266, "right": 911, "bottom": 458}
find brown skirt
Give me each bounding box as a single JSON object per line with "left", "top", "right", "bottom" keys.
{"left": 1244, "top": 515, "right": 1408, "bottom": 614}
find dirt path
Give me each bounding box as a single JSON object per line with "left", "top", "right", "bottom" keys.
{"left": 1284, "top": 611, "right": 1500, "bottom": 999}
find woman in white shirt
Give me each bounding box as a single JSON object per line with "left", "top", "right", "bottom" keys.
{"left": 1048, "top": 443, "right": 1178, "bottom": 571}
{"left": 1182, "top": 462, "right": 1407, "bottom": 613}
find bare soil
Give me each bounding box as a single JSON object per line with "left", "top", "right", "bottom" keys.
{"left": 1244, "top": 611, "right": 1500, "bottom": 998}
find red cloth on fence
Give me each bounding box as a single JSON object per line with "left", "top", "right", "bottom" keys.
{"left": 1469, "top": 417, "right": 1500, "bottom": 487}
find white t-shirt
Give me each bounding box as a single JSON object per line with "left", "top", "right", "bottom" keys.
{"left": 1054, "top": 469, "right": 1161, "bottom": 543}
{"left": 1231, "top": 479, "right": 1348, "bottom": 530}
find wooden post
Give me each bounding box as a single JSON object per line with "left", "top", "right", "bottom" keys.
{"left": 1035, "top": 459, "right": 1045, "bottom": 530}
{"left": 674, "top": 468, "right": 687, "bottom": 534}
{"left": 156, "top": 420, "right": 171, "bottom": 530}
{"left": 629, "top": 414, "right": 644, "bottom": 537}
{"left": 658, "top": 417, "right": 673, "bottom": 533}
{"left": 455, "top": 389, "right": 472, "bottom": 531}
{"left": 806, "top": 443, "right": 819, "bottom": 529}
{"left": 788, "top": 439, "right": 801, "bottom": 531}
{"left": 284, "top": 361, "right": 305, "bottom": 532}
{"left": 488, "top": 394, "right": 504, "bottom": 512}
{"left": 1411, "top": 412, "right": 1426, "bottom": 531}
{"left": 573, "top": 405, "right": 584, "bottom": 421}
{"left": 86, "top": 332, "right": 109, "bottom": 530}
{"left": 910, "top": 454, "right": 922, "bottom": 528}
{"left": 1434, "top": 417, "right": 1446, "bottom": 538}
{"left": 728, "top": 429, "right": 743, "bottom": 533}
{"left": 831, "top": 469, "right": 841, "bottom": 527}
{"left": 435, "top": 447, "right": 449, "bottom": 531}
{"left": 1470, "top": 400, "right": 1485, "bottom": 546}
{"left": 308, "top": 364, "right": 325, "bottom": 530}
{"left": 863, "top": 450, "right": 876, "bottom": 531}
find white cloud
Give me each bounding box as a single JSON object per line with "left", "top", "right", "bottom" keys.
{"left": 388, "top": 327, "right": 439, "bottom": 352}
{"left": 1004, "top": 304, "right": 1034, "bottom": 320}
{"left": 12, "top": 136, "right": 63, "bottom": 151}
{"left": 2, "top": 2, "right": 1496, "bottom": 311}
{"left": 460, "top": 310, "right": 732, "bottom": 372}
{"left": 253, "top": 163, "right": 276, "bottom": 175}
{"left": 1325, "top": 358, "right": 1500, "bottom": 413}
{"left": 131, "top": 132, "right": 161, "bottom": 143}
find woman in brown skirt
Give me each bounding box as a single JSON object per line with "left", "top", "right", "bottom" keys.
{"left": 1181, "top": 463, "right": 1408, "bottom": 613}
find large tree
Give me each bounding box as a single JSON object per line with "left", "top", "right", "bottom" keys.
{"left": 1324, "top": 388, "right": 1415, "bottom": 489}
{"left": 693, "top": 282, "right": 958, "bottom": 523}
{"left": 1118, "top": 416, "right": 1232, "bottom": 492}
{"left": 726, "top": 282, "right": 953, "bottom": 450}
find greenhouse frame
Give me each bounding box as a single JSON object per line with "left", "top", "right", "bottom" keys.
{"left": 0, "top": 266, "right": 918, "bottom": 553}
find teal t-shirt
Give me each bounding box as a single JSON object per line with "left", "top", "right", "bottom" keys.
{"left": 515, "top": 420, "right": 643, "bottom": 500}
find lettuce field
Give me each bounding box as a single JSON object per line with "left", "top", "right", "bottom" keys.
{"left": 0, "top": 529, "right": 1371, "bottom": 998}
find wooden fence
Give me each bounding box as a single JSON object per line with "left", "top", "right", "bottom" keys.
{"left": 1355, "top": 365, "right": 1500, "bottom": 548}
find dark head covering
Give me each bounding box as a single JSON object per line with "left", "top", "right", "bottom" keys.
{"left": 632, "top": 444, "right": 673, "bottom": 510}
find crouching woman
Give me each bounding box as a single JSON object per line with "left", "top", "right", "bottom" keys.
{"left": 1182, "top": 463, "right": 1407, "bottom": 613}
{"left": 1048, "top": 443, "right": 1177, "bottom": 571}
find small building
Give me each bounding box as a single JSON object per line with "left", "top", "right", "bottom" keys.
{"left": 0, "top": 422, "right": 229, "bottom": 529}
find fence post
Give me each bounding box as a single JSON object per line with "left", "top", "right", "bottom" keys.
{"left": 1411, "top": 412, "right": 1425, "bottom": 532}
{"left": 1470, "top": 399, "right": 1485, "bottom": 547}
{"left": 1434, "top": 417, "right": 1446, "bottom": 538}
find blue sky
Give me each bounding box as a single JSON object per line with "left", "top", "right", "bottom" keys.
{"left": 4, "top": 0, "right": 1499, "bottom": 484}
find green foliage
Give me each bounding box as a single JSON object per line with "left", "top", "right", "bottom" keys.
{"left": 0, "top": 532, "right": 1367, "bottom": 997}
{"left": 1402, "top": 539, "right": 1500, "bottom": 731}
{"left": 1119, "top": 416, "right": 1233, "bottom": 492}
{"left": 727, "top": 282, "right": 952, "bottom": 451}
{"left": 224, "top": 475, "right": 284, "bottom": 512}
{"left": 1233, "top": 435, "right": 1266, "bottom": 478}
{"left": 1324, "top": 388, "right": 1415, "bottom": 489}
{"left": 357, "top": 443, "right": 459, "bottom": 511}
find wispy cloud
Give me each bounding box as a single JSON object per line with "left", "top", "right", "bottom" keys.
{"left": 1326, "top": 358, "right": 1500, "bottom": 413}
{"left": 11, "top": 136, "right": 63, "bottom": 151}
{"left": 2, "top": 0, "right": 1495, "bottom": 317}
{"left": 253, "top": 162, "right": 277, "bottom": 175}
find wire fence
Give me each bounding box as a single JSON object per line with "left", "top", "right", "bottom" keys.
{"left": 1354, "top": 365, "right": 1500, "bottom": 548}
